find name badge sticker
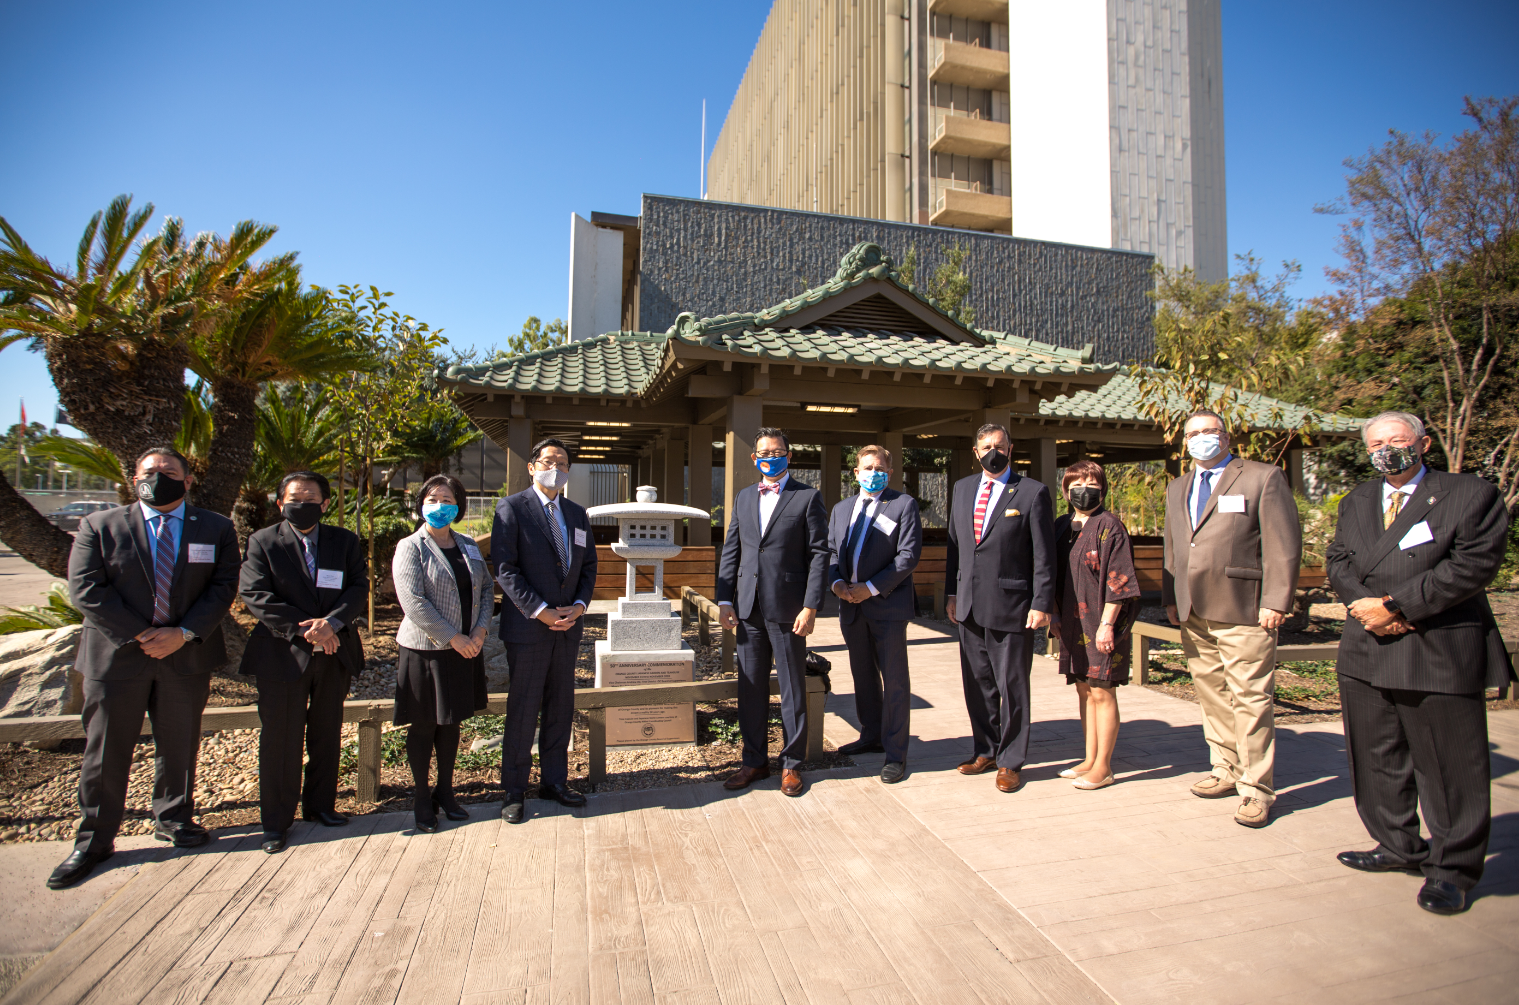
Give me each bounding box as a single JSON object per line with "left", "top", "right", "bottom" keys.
{"left": 1399, "top": 520, "right": 1434, "bottom": 550}
{"left": 874, "top": 513, "right": 898, "bottom": 535}
{"left": 460, "top": 541, "right": 481, "bottom": 560}
{"left": 1217, "top": 494, "right": 1247, "bottom": 514}
{"left": 187, "top": 543, "right": 216, "bottom": 564}
{"left": 316, "top": 569, "right": 344, "bottom": 589}
{"left": 573, "top": 528, "right": 587, "bottom": 548}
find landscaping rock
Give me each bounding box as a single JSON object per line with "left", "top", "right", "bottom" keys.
{"left": 0, "top": 625, "right": 82, "bottom": 719}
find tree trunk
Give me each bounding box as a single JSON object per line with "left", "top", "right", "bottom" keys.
{"left": 47, "top": 336, "right": 189, "bottom": 484}
{"left": 0, "top": 468, "right": 75, "bottom": 578}
{"left": 195, "top": 378, "right": 259, "bottom": 516}
{"left": 232, "top": 484, "right": 272, "bottom": 555}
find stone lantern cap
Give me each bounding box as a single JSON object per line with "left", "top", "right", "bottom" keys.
{"left": 588, "top": 492, "right": 710, "bottom": 562}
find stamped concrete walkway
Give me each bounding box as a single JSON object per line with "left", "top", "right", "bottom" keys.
{"left": 2, "top": 615, "right": 1515, "bottom": 1004}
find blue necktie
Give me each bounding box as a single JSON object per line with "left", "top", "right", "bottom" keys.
{"left": 302, "top": 534, "right": 317, "bottom": 581}
{"left": 842, "top": 503, "right": 872, "bottom": 581}
{"left": 1195, "top": 470, "right": 1215, "bottom": 527}
{"left": 151, "top": 515, "right": 176, "bottom": 626}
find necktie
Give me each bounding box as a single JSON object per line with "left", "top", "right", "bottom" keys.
{"left": 1384, "top": 490, "right": 1406, "bottom": 530}
{"left": 842, "top": 502, "right": 873, "bottom": 581}
{"left": 758, "top": 482, "right": 780, "bottom": 495}
{"left": 1195, "top": 470, "right": 1215, "bottom": 527}
{"left": 301, "top": 534, "right": 317, "bottom": 581}
{"left": 545, "top": 501, "right": 569, "bottom": 572}
{"left": 151, "top": 515, "right": 176, "bottom": 626}
{"left": 972, "top": 479, "right": 993, "bottom": 543}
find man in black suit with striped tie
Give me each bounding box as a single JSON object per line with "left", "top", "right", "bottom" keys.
{"left": 1327, "top": 411, "right": 1514, "bottom": 916}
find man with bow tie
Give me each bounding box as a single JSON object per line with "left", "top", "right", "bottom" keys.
{"left": 1326, "top": 411, "right": 1513, "bottom": 916}
{"left": 716, "top": 427, "right": 829, "bottom": 796}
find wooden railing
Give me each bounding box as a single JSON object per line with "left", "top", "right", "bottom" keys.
{"left": 0, "top": 589, "right": 827, "bottom": 793}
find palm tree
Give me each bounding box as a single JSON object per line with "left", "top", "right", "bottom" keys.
{"left": 35, "top": 435, "right": 131, "bottom": 503}
{"left": 187, "top": 277, "right": 374, "bottom": 515}
{"left": 382, "top": 400, "right": 483, "bottom": 480}
{"left": 0, "top": 196, "right": 279, "bottom": 483}
{"left": 232, "top": 382, "right": 345, "bottom": 539}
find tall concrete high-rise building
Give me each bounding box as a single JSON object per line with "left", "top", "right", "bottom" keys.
{"left": 706, "top": 0, "right": 1227, "bottom": 282}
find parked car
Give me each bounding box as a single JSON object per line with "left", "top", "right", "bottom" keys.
{"left": 43, "top": 500, "right": 117, "bottom": 531}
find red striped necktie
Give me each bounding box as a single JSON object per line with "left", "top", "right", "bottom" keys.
{"left": 972, "top": 479, "right": 994, "bottom": 543}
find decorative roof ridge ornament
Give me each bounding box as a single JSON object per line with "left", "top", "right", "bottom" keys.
{"left": 830, "top": 241, "right": 896, "bottom": 284}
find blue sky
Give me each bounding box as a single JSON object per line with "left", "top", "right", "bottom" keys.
{"left": 3, "top": 0, "right": 1516, "bottom": 432}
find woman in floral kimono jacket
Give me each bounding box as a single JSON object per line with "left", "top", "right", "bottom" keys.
{"left": 1051, "top": 461, "right": 1140, "bottom": 790}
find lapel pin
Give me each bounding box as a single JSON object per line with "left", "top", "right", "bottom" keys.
{"left": 1428, "top": 497, "right": 1436, "bottom": 504}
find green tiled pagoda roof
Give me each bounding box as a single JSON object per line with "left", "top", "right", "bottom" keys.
{"left": 1036, "top": 370, "right": 1364, "bottom": 435}
{"left": 442, "top": 332, "right": 666, "bottom": 396}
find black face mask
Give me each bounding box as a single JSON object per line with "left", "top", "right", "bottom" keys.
{"left": 1068, "top": 486, "right": 1103, "bottom": 513}
{"left": 978, "top": 449, "right": 1009, "bottom": 475}
{"left": 282, "top": 501, "right": 325, "bottom": 530}
{"left": 135, "top": 471, "right": 186, "bottom": 507}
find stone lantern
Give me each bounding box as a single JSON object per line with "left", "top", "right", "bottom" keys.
{"left": 586, "top": 486, "right": 710, "bottom": 746}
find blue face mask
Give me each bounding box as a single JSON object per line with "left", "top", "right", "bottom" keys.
{"left": 755, "top": 454, "right": 789, "bottom": 478}
{"left": 857, "top": 469, "right": 888, "bottom": 494}
{"left": 421, "top": 502, "right": 459, "bottom": 528}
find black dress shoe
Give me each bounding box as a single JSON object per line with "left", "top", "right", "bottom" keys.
{"left": 537, "top": 783, "right": 587, "bottom": 807}
{"left": 502, "top": 794, "right": 526, "bottom": 824}
{"left": 1337, "top": 849, "right": 1422, "bottom": 874}
{"left": 837, "top": 739, "right": 885, "bottom": 756}
{"left": 302, "top": 810, "right": 348, "bottom": 827}
{"left": 433, "top": 790, "right": 469, "bottom": 821}
{"left": 261, "top": 832, "right": 287, "bottom": 854}
{"left": 47, "top": 848, "right": 112, "bottom": 890}
{"left": 154, "top": 821, "right": 210, "bottom": 848}
{"left": 1417, "top": 880, "right": 1467, "bottom": 915}
{"left": 880, "top": 762, "right": 907, "bottom": 784}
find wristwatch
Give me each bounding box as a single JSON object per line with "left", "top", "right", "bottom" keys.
{"left": 180, "top": 627, "right": 196, "bottom": 643}
{"left": 1381, "top": 596, "right": 1402, "bottom": 616}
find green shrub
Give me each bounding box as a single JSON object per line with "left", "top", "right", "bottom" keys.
{"left": 0, "top": 583, "right": 83, "bottom": 635}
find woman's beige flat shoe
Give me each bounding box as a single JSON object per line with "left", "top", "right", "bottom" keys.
{"left": 1058, "top": 767, "right": 1088, "bottom": 779}
{"left": 1072, "top": 774, "right": 1115, "bottom": 790}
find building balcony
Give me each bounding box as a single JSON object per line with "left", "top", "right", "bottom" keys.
{"left": 931, "top": 187, "right": 1012, "bottom": 232}
{"left": 930, "top": 40, "right": 1009, "bottom": 90}
{"left": 930, "top": 113, "right": 1011, "bottom": 160}
{"left": 927, "top": 0, "right": 1008, "bottom": 22}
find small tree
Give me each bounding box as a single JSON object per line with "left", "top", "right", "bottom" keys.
{"left": 498, "top": 315, "right": 568, "bottom": 358}
{"left": 897, "top": 244, "right": 976, "bottom": 326}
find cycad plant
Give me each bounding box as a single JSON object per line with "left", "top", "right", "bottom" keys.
{"left": 382, "top": 400, "right": 482, "bottom": 480}
{"left": 233, "top": 382, "right": 345, "bottom": 537}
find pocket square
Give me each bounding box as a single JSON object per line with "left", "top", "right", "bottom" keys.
{"left": 1004, "top": 508, "right": 1020, "bottom": 517}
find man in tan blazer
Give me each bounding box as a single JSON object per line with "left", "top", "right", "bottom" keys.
{"left": 1163, "top": 409, "right": 1301, "bottom": 828}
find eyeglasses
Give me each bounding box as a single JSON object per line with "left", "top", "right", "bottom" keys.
{"left": 1184, "top": 428, "right": 1225, "bottom": 440}
{"left": 755, "top": 450, "right": 788, "bottom": 459}
{"left": 533, "top": 460, "right": 570, "bottom": 471}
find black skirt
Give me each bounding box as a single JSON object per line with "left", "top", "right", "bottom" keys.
{"left": 393, "top": 644, "right": 487, "bottom": 726}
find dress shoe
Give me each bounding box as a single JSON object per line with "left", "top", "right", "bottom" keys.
{"left": 1234, "top": 797, "right": 1270, "bottom": 828}
{"left": 880, "top": 762, "right": 906, "bottom": 784}
{"left": 995, "top": 768, "right": 1023, "bottom": 793}
{"left": 261, "top": 832, "right": 287, "bottom": 854}
{"left": 537, "top": 783, "right": 587, "bottom": 807}
{"left": 723, "top": 765, "right": 771, "bottom": 791}
{"left": 1337, "top": 849, "right": 1421, "bottom": 874}
{"left": 1072, "top": 774, "right": 1114, "bottom": 790}
{"left": 154, "top": 821, "right": 210, "bottom": 848}
{"left": 433, "top": 790, "right": 470, "bottom": 821}
{"left": 837, "top": 739, "right": 885, "bottom": 756}
{"left": 502, "top": 794, "right": 526, "bottom": 824}
{"left": 1190, "top": 774, "right": 1238, "bottom": 798}
{"left": 47, "top": 847, "right": 112, "bottom": 890}
{"left": 1416, "top": 879, "right": 1467, "bottom": 915}
{"left": 1058, "top": 767, "right": 1089, "bottom": 779}
{"left": 302, "top": 810, "right": 348, "bottom": 827}
{"left": 781, "top": 769, "right": 804, "bottom": 797}
{"left": 413, "top": 784, "right": 439, "bottom": 833}
{"left": 957, "top": 756, "right": 996, "bottom": 775}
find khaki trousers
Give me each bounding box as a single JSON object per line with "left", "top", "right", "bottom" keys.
{"left": 1181, "top": 614, "right": 1277, "bottom": 804}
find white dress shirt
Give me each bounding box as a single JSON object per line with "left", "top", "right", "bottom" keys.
{"left": 1381, "top": 464, "right": 1427, "bottom": 514}
{"left": 832, "top": 489, "right": 884, "bottom": 596}
{"left": 719, "top": 474, "right": 791, "bottom": 608}
{"left": 527, "top": 485, "right": 590, "bottom": 619}
{"left": 1189, "top": 454, "right": 1235, "bottom": 529}
{"left": 973, "top": 466, "right": 1013, "bottom": 534}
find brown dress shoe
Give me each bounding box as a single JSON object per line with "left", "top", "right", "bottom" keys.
{"left": 958, "top": 756, "right": 997, "bottom": 775}
{"left": 995, "top": 768, "right": 1023, "bottom": 793}
{"left": 723, "top": 765, "right": 771, "bottom": 791}
{"left": 781, "top": 770, "right": 804, "bottom": 797}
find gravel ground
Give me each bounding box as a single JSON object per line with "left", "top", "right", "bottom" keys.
{"left": 0, "top": 601, "right": 848, "bottom": 843}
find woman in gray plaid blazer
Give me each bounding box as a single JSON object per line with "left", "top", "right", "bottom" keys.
{"left": 392, "top": 474, "right": 493, "bottom": 832}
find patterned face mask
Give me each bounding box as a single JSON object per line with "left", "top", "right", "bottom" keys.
{"left": 1369, "top": 443, "right": 1420, "bottom": 476}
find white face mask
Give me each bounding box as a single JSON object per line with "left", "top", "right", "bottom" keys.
{"left": 1187, "top": 433, "right": 1223, "bottom": 462}
{"left": 533, "top": 467, "right": 569, "bottom": 490}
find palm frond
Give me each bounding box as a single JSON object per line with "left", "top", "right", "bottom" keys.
{"left": 33, "top": 435, "right": 124, "bottom": 485}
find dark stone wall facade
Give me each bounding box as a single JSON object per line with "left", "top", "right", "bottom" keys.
{"left": 637, "top": 194, "right": 1156, "bottom": 363}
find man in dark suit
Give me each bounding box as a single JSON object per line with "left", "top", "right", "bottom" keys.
{"left": 492, "top": 437, "right": 597, "bottom": 823}
{"left": 1326, "top": 411, "right": 1513, "bottom": 916}
{"left": 717, "top": 427, "right": 829, "bottom": 796}
{"left": 828, "top": 444, "right": 922, "bottom": 783}
{"left": 238, "top": 471, "right": 368, "bottom": 854}
{"left": 945, "top": 423, "right": 1055, "bottom": 794}
{"left": 50, "top": 446, "right": 240, "bottom": 889}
